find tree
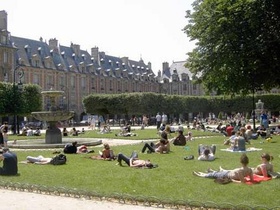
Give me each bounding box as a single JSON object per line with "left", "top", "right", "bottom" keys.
{"left": 184, "top": 0, "right": 280, "bottom": 95}
{"left": 0, "top": 82, "right": 42, "bottom": 116}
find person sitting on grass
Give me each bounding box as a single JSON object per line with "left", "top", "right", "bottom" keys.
{"left": 0, "top": 148, "right": 18, "bottom": 176}
{"left": 223, "top": 130, "right": 236, "bottom": 146}
{"left": 69, "top": 127, "right": 78, "bottom": 136}
{"left": 228, "top": 131, "right": 246, "bottom": 151}
{"left": 116, "top": 151, "right": 156, "bottom": 169}
{"left": 193, "top": 154, "right": 254, "bottom": 184}
{"left": 142, "top": 132, "right": 170, "bottom": 154}
{"left": 90, "top": 143, "right": 115, "bottom": 160}
{"left": 115, "top": 124, "right": 137, "bottom": 137}
{"left": 169, "top": 130, "right": 186, "bottom": 146}
{"left": 252, "top": 153, "right": 274, "bottom": 177}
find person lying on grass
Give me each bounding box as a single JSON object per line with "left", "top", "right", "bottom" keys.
{"left": 193, "top": 154, "right": 255, "bottom": 183}
{"left": 26, "top": 155, "right": 52, "bottom": 164}
{"left": 116, "top": 151, "right": 156, "bottom": 169}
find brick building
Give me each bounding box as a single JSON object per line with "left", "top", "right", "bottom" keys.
{"left": 0, "top": 10, "right": 203, "bottom": 121}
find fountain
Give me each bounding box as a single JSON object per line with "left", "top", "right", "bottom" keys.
{"left": 31, "top": 89, "right": 74, "bottom": 144}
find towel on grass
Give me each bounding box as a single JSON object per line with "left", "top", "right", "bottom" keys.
{"left": 245, "top": 174, "right": 272, "bottom": 185}
{"left": 220, "top": 147, "right": 262, "bottom": 152}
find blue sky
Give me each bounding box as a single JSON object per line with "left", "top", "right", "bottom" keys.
{"left": 1, "top": 0, "right": 196, "bottom": 73}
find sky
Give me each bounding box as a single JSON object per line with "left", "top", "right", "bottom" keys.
{"left": 1, "top": 0, "right": 196, "bottom": 73}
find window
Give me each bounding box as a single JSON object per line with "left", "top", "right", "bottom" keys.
{"left": 47, "top": 75, "right": 53, "bottom": 88}
{"left": 1, "top": 35, "right": 7, "bottom": 44}
{"left": 91, "top": 78, "right": 95, "bottom": 90}
{"left": 3, "top": 51, "right": 7, "bottom": 63}
{"left": 71, "top": 76, "right": 75, "bottom": 88}
{"left": 193, "top": 84, "right": 197, "bottom": 90}
{"left": 109, "top": 80, "right": 113, "bottom": 90}
{"left": 81, "top": 77, "right": 86, "bottom": 90}
{"left": 33, "top": 74, "right": 40, "bottom": 85}
{"left": 100, "top": 79, "right": 104, "bottom": 90}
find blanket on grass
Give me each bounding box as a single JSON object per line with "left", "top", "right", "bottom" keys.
{"left": 245, "top": 174, "right": 272, "bottom": 185}
{"left": 220, "top": 147, "right": 262, "bottom": 152}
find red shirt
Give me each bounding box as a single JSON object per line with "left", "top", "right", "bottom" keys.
{"left": 226, "top": 126, "right": 234, "bottom": 136}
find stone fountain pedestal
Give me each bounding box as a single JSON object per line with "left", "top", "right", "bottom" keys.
{"left": 46, "top": 121, "right": 62, "bottom": 144}
{"left": 32, "top": 111, "right": 75, "bottom": 144}
{"left": 31, "top": 89, "right": 74, "bottom": 144}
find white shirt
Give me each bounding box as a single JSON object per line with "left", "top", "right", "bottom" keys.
{"left": 156, "top": 114, "right": 162, "bottom": 122}
{"left": 198, "top": 154, "right": 215, "bottom": 161}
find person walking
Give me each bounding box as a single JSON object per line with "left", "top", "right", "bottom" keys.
{"left": 156, "top": 113, "right": 162, "bottom": 130}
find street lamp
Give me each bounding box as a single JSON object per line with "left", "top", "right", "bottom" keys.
{"left": 252, "top": 88, "right": 256, "bottom": 132}
{"left": 13, "top": 66, "right": 24, "bottom": 134}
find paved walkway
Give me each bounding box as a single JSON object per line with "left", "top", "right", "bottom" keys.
{"left": 0, "top": 189, "right": 160, "bottom": 210}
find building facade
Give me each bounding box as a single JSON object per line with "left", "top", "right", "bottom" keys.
{"left": 0, "top": 10, "right": 203, "bottom": 121}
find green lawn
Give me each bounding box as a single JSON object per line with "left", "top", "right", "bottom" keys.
{"left": 2, "top": 129, "right": 280, "bottom": 209}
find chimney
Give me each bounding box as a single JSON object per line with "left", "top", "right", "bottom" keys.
{"left": 91, "top": 47, "right": 100, "bottom": 65}
{"left": 162, "top": 62, "right": 169, "bottom": 72}
{"left": 49, "top": 38, "right": 58, "bottom": 51}
{"left": 158, "top": 70, "right": 161, "bottom": 77}
{"left": 71, "top": 43, "right": 80, "bottom": 56}
{"left": 148, "top": 62, "right": 152, "bottom": 70}
{"left": 121, "top": 57, "right": 129, "bottom": 68}
{"left": 0, "top": 10, "right": 8, "bottom": 30}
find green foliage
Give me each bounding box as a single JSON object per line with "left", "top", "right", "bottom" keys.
{"left": 83, "top": 93, "right": 280, "bottom": 116}
{"left": 21, "top": 84, "right": 42, "bottom": 115}
{"left": 184, "top": 0, "right": 280, "bottom": 95}
{"left": 0, "top": 82, "right": 42, "bottom": 116}
{"left": 3, "top": 132, "right": 280, "bottom": 208}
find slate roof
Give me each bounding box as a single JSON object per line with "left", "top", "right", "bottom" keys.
{"left": 161, "top": 61, "right": 194, "bottom": 81}
{"left": 10, "top": 36, "right": 155, "bottom": 79}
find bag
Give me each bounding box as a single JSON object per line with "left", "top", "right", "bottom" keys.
{"left": 50, "top": 154, "right": 67, "bottom": 165}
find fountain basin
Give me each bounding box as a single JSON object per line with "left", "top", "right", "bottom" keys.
{"left": 31, "top": 111, "right": 75, "bottom": 122}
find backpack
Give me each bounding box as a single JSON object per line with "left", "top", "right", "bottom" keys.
{"left": 50, "top": 154, "right": 67, "bottom": 165}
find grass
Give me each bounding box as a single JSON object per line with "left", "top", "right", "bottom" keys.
{"left": 3, "top": 128, "right": 280, "bottom": 208}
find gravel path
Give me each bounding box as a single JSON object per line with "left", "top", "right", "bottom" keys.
{"left": 0, "top": 189, "right": 161, "bottom": 210}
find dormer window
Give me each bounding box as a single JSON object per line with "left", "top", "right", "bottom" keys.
{"left": 91, "top": 57, "right": 94, "bottom": 63}
{"left": 100, "top": 58, "right": 104, "bottom": 63}
{"left": 24, "top": 45, "right": 30, "bottom": 53}
{"left": 38, "top": 47, "right": 42, "bottom": 55}
{"left": 1, "top": 34, "right": 7, "bottom": 45}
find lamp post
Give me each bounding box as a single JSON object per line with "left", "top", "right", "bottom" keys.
{"left": 13, "top": 66, "right": 24, "bottom": 134}
{"left": 252, "top": 88, "right": 256, "bottom": 132}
